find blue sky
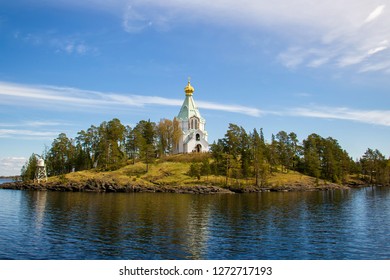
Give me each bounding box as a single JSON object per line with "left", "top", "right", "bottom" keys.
{"left": 1, "top": 0, "right": 390, "bottom": 176}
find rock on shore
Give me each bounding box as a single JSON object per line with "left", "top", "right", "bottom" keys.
{"left": 0, "top": 178, "right": 351, "bottom": 194}
{"left": 0, "top": 180, "right": 234, "bottom": 194}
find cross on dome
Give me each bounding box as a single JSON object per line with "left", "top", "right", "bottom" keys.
{"left": 184, "top": 77, "right": 195, "bottom": 96}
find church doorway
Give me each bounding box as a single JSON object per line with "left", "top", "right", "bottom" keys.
{"left": 196, "top": 144, "right": 202, "bottom": 153}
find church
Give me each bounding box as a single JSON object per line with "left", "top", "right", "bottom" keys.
{"left": 174, "top": 80, "right": 209, "bottom": 154}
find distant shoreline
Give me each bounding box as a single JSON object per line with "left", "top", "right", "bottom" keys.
{"left": 0, "top": 176, "right": 21, "bottom": 184}
{"left": 0, "top": 176, "right": 20, "bottom": 179}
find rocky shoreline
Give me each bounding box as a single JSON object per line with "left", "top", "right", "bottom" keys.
{"left": 0, "top": 179, "right": 354, "bottom": 194}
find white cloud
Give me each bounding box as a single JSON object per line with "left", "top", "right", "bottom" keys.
{"left": 134, "top": 1, "right": 390, "bottom": 74}
{"left": 367, "top": 45, "right": 388, "bottom": 55}
{"left": 0, "top": 121, "right": 70, "bottom": 128}
{"left": 25, "top": 121, "right": 70, "bottom": 127}
{"left": 0, "top": 121, "right": 70, "bottom": 141}
{"left": 0, "top": 81, "right": 262, "bottom": 117}
{"left": 307, "top": 56, "right": 331, "bottom": 68}
{"left": 52, "top": 39, "right": 94, "bottom": 55}
{"left": 277, "top": 47, "right": 306, "bottom": 69}
{"left": 15, "top": 31, "right": 95, "bottom": 55}
{"left": 0, "top": 157, "right": 27, "bottom": 176}
{"left": 20, "top": 1, "right": 390, "bottom": 73}
{"left": 0, "top": 129, "right": 59, "bottom": 139}
{"left": 198, "top": 101, "right": 263, "bottom": 117}
{"left": 338, "top": 54, "right": 367, "bottom": 67}
{"left": 359, "top": 60, "right": 390, "bottom": 73}
{"left": 364, "top": 5, "right": 386, "bottom": 23}
{"left": 122, "top": 5, "right": 153, "bottom": 33}
{"left": 2, "top": 81, "right": 389, "bottom": 126}
{"left": 290, "top": 106, "right": 390, "bottom": 127}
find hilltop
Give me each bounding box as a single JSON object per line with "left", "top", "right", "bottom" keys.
{"left": 18, "top": 118, "right": 390, "bottom": 192}
{"left": 2, "top": 154, "right": 356, "bottom": 193}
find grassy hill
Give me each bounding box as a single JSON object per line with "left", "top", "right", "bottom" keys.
{"left": 47, "top": 154, "right": 350, "bottom": 192}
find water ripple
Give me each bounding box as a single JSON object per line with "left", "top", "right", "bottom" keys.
{"left": 0, "top": 188, "right": 389, "bottom": 259}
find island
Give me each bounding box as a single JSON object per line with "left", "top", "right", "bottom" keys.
{"left": 1, "top": 153, "right": 365, "bottom": 194}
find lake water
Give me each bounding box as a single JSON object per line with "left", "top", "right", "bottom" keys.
{"left": 0, "top": 178, "right": 14, "bottom": 184}
{"left": 0, "top": 187, "right": 389, "bottom": 260}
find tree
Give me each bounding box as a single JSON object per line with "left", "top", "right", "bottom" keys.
{"left": 46, "top": 133, "right": 75, "bottom": 175}
{"left": 302, "top": 134, "right": 352, "bottom": 182}
{"left": 275, "top": 131, "right": 289, "bottom": 172}
{"left": 288, "top": 132, "right": 301, "bottom": 170}
{"left": 267, "top": 134, "right": 279, "bottom": 173}
{"left": 134, "top": 120, "right": 157, "bottom": 172}
{"left": 106, "top": 118, "right": 126, "bottom": 168}
{"left": 223, "top": 123, "right": 253, "bottom": 181}
{"left": 20, "top": 154, "right": 38, "bottom": 181}
{"left": 87, "top": 125, "right": 100, "bottom": 167}
{"left": 124, "top": 125, "right": 137, "bottom": 164}
{"left": 251, "top": 128, "right": 269, "bottom": 187}
{"left": 200, "top": 157, "right": 211, "bottom": 181}
{"left": 95, "top": 118, "right": 126, "bottom": 170}
{"left": 210, "top": 139, "right": 226, "bottom": 176}
{"left": 361, "top": 148, "right": 387, "bottom": 184}
{"left": 75, "top": 130, "right": 92, "bottom": 170}
{"left": 239, "top": 126, "right": 251, "bottom": 179}
{"left": 157, "top": 118, "right": 180, "bottom": 156}
{"left": 302, "top": 133, "right": 322, "bottom": 179}
{"left": 172, "top": 117, "right": 182, "bottom": 154}
{"left": 222, "top": 124, "right": 245, "bottom": 183}
{"left": 274, "top": 131, "right": 301, "bottom": 172}
{"left": 189, "top": 162, "right": 201, "bottom": 180}
{"left": 224, "top": 123, "right": 241, "bottom": 159}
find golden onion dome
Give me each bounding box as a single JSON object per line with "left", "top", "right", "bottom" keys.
{"left": 184, "top": 79, "right": 194, "bottom": 96}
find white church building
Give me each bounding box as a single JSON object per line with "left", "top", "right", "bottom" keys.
{"left": 174, "top": 80, "right": 209, "bottom": 154}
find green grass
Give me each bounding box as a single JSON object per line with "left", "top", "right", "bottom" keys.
{"left": 48, "top": 154, "right": 338, "bottom": 189}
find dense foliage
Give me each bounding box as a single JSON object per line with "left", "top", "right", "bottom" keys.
{"left": 209, "top": 123, "right": 390, "bottom": 186}
{"left": 21, "top": 118, "right": 390, "bottom": 186}
{"left": 21, "top": 118, "right": 181, "bottom": 179}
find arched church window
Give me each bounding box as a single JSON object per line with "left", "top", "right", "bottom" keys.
{"left": 189, "top": 117, "right": 200, "bottom": 130}
{"left": 189, "top": 117, "right": 199, "bottom": 130}
{"left": 196, "top": 133, "right": 200, "bottom": 141}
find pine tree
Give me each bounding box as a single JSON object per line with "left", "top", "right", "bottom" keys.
{"left": 20, "top": 154, "right": 38, "bottom": 181}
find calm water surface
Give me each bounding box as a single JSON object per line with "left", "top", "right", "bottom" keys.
{"left": 0, "top": 178, "right": 14, "bottom": 184}
{"left": 0, "top": 187, "right": 389, "bottom": 259}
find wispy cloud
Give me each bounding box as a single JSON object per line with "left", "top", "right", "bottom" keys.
{"left": 274, "top": 3, "right": 390, "bottom": 73}
{"left": 122, "top": 4, "right": 153, "bottom": 33}
{"left": 0, "top": 121, "right": 71, "bottom": 128}
{"left": 0, "top": 129, "right": 59, "bottom": 139}
{"left": 127, "top": 1, "right": 390, "bottom": 74}
{"left": 289, "top": 106, "right": 390, "bottom": 127}
{"left": 15, "top": 30, "right": 96, "bottom": 55}
{"left": 2, "top": 81, "right": 389, "bottom": 126}
{"left": 198, "top": 101, "right": 262, "bottom": 117}
{"left": 0, "top": 81, "right": 262, "bottom": 117}
{"left": 20, "top": 1, "right": 390, "bottom": 73}
{"left": 0, "top": 120, "right": 68, "bottom": 140}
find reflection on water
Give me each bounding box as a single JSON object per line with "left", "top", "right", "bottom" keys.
{"left": 0, "top": 188, "right": 389, "bottom": 259}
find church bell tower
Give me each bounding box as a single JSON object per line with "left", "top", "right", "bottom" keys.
{"left": 174, "top": 79, "right": 209, "bottom": 154}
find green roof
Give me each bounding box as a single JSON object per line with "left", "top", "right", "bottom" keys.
{"left": 177, "top": 95, "right": 204, "bottom": 121}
